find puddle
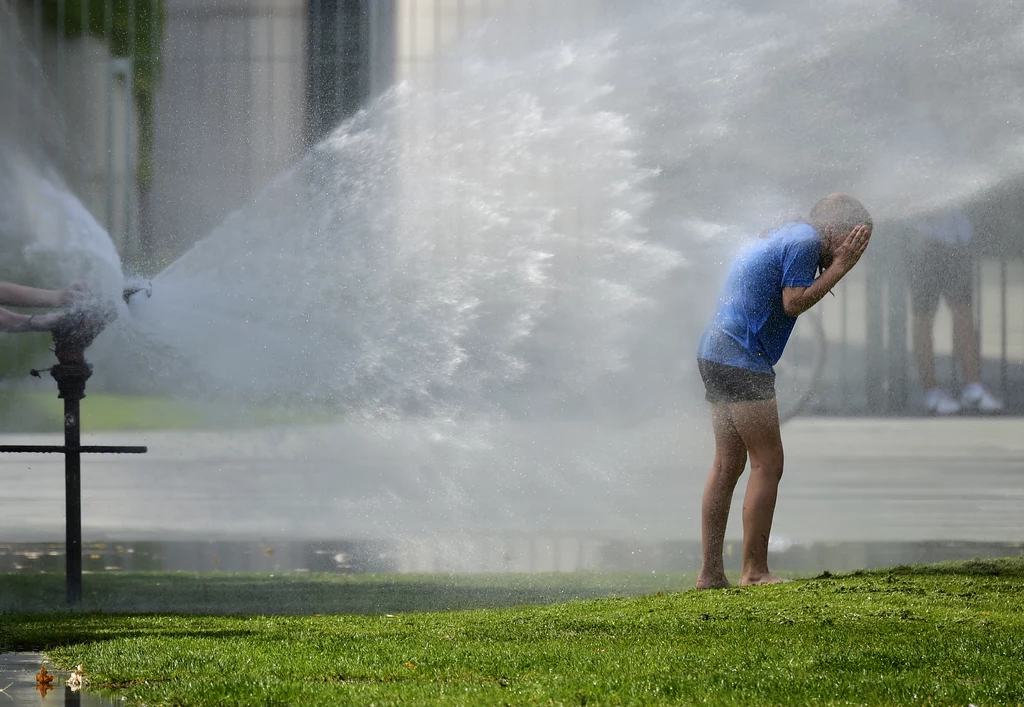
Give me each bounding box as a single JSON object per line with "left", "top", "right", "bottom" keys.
{"left": 1, "top": 537, "right": 1020, "bottom": 574}
{"left": 0, "top": 654, "right": 119, "bottom": 707}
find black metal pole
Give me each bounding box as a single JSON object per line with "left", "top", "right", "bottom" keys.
{"left": 65, "top": 393, "right": 82, "bottom": 605}
{"left": 0, "top": 291, "right": 148, "bottom": 606}
{"left": 53, "top": 363, "right": 91, "bottom": 606}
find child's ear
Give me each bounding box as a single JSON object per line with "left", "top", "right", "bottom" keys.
{"left": 819, "top": 246, "right": 834, "bottom": 273}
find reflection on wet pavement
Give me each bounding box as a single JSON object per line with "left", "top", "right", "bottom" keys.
{"left": 0, "top": 653, "right": 119, "bottom": 707}
{"left": 2, "top": 537, "right": 1021, "bottom": 575}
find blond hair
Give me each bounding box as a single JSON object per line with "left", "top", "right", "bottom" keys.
{"left": 809, "top": 193, "right": 872, "bottom": 235}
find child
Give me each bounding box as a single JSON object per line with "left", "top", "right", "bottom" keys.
{"left": 695, "top": 194, "right": 872, "bottom": 588}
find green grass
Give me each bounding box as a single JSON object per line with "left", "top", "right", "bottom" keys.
{"left": 2, "top": 557, "right": 1023, "bottom": 706}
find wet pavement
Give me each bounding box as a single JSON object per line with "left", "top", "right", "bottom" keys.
{"left": 0, "top": 417, "right": 1021, "bottom": 563}
{"left": 1, "top": 537, "right": 1021, "bottom": 575}
{"left": 0, "top": 420, "right": 1021, "bottom": 706}
{"left": 0, "top": 654, "right": 117, "bottom": 707}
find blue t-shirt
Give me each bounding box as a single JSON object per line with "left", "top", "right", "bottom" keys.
{"left": 697, "top": 222, "right": 821, "bottom": 373}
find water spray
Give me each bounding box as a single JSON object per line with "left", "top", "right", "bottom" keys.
{"left": 0, "top": 287, "right": 148, "bottom": 605}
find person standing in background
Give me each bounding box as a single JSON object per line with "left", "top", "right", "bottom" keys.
{"left": 907, "top": 207, "right": 1002, "bottom": 415}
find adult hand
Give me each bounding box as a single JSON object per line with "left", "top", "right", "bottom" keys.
{"left": 61, "top": 281, "right": 90, "bottom": 307}
{"left": 833, "top": 223, "right": 872, "bottom": 273}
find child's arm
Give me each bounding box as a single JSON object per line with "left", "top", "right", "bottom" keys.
{"left": 0, "top": 281, "right": 87, "bottom": 308}
{"left": 0, "top": 308, "right": 64, "bottom": 332}
{"left": 783, "top": 224, "right": 871, "bottom": 317}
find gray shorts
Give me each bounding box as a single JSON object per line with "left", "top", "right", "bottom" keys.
{"left": 907, "top": 240, "right": 973, "bottom": 315}
{"left": 697, "top": 359, "right": 776, "bottom": 403}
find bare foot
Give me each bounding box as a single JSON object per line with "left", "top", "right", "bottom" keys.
{"left": 738, "top": 573, "right": 791, "bottom": 587}
{"left": 696, "top": 574, "right": 732, "bottom": 590}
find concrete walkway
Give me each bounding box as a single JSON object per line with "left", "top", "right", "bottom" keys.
{"left": 1, "top": 417, "right": 1021, "bottom": 545}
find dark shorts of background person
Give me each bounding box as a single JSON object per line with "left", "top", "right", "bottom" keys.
{"left": 906, "top": 240, "right": 973, "bottom": 316}
{"left": 697, "top": 358, "right": 776, "bottom": 403}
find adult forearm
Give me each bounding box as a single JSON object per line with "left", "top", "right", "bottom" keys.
{"left": 0, "top": 282, "right": 62, "bottom": 308}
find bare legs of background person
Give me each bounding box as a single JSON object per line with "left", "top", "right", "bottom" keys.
{"left": 951, "top": 305, "right": 982, "bottom": 383}
{"left": 951, "top": 304, "right": 1004, "bottom": 411}
{"left": 913, "top": 305, "right": 1002, "bottom": 414}
{"left": 912, "top": 313, "right": 938, "bottom": 391}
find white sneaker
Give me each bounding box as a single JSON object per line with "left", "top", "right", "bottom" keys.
{"left": 961, "top": 382, "right": 1004, "bottom": 414}
{"left": 924, "top": 388, "right": 961, "bottom": 416}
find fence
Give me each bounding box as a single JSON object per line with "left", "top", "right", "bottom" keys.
{"left": 6, "top": 0, "right": 1023, "bottom": 415}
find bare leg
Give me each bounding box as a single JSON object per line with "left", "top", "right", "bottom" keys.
{"left": 697, "top": 404, "right": 748, "bottom": 589}
{"left": 731, "top": 399, "right": 790, "bottom": 586}
{"left": 950, "top": 304, "right": 981, "bottom": 384}
{"left": 912, "top": 311, "right": 937, "bottom": 390}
